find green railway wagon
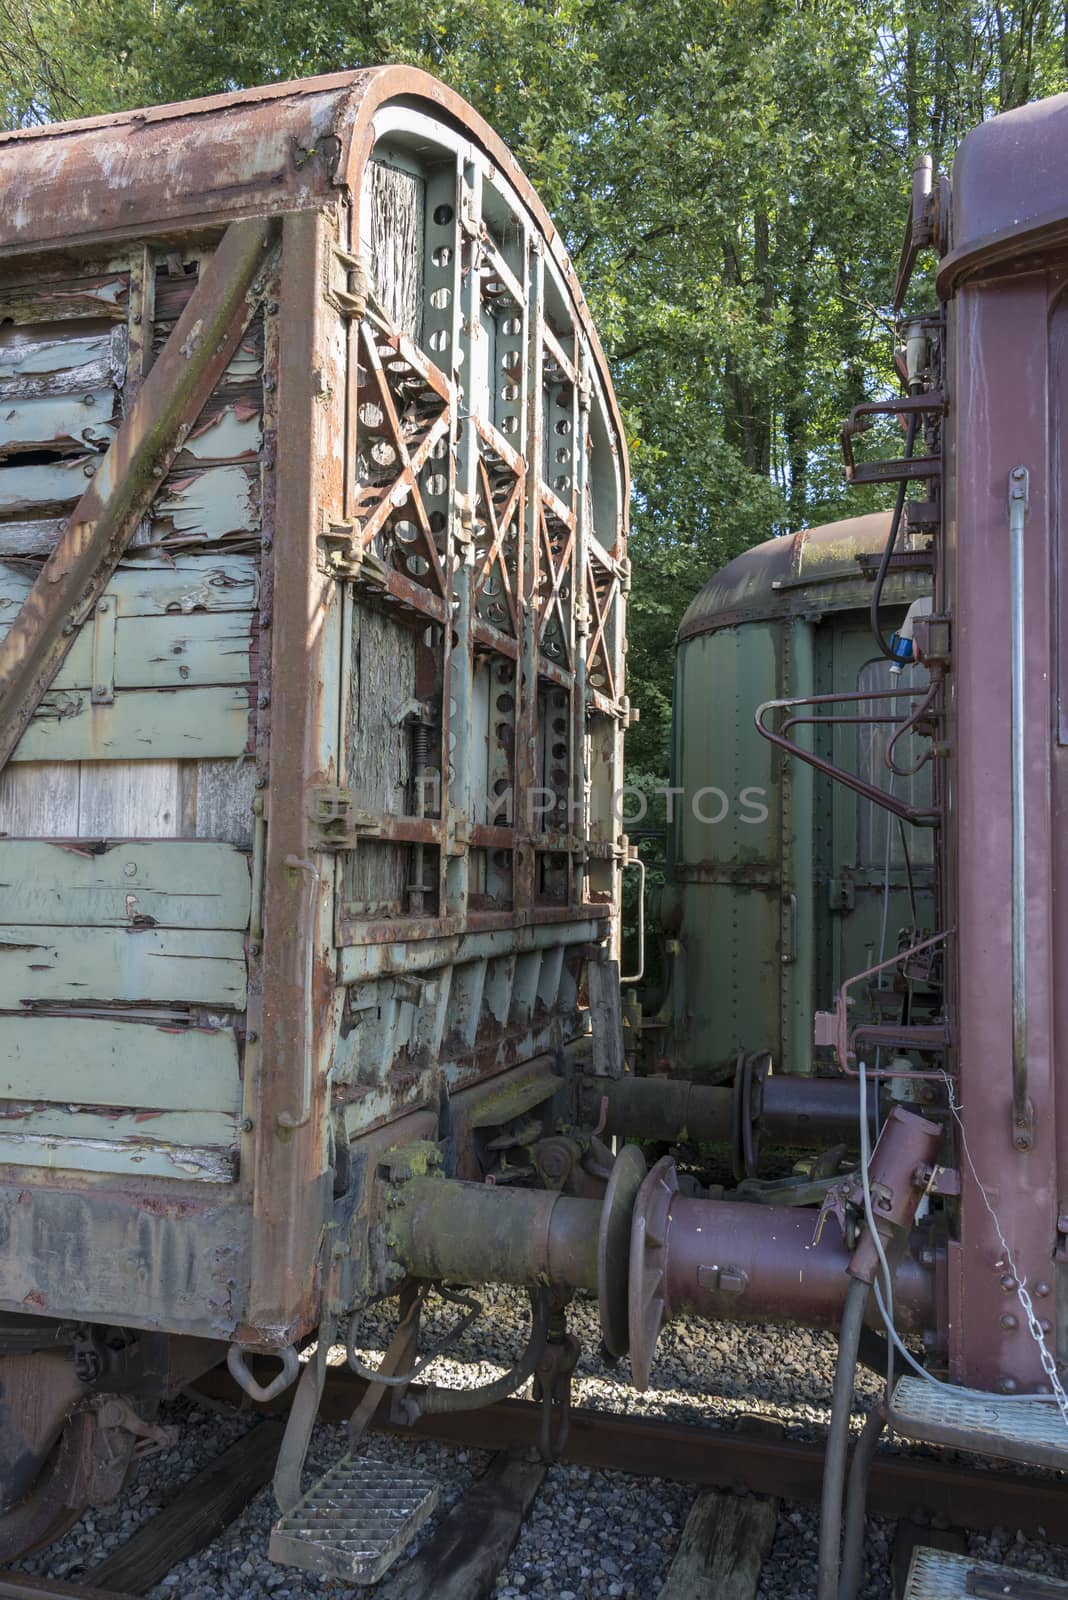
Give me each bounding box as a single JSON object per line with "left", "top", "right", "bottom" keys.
{"left": 654, "top": 511, "right": 936, "bottom": 1085}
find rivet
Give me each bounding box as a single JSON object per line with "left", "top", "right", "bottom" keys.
{"left": 241, "top": 1117, "right": 254, "bottom": 1133}
{"left": 1040, "top": 1319, "right": 1052, "bottom": 1334}
{"left": 1035, "top": 1281, "right": 1051, "bottom": 1298}
{"left": 246, "top": 1031, "right": 259, "bottom": 1044}
{"left": 1000, "top": 1313, "right": 1018, "bottom": 1330}
{"left": 999, "top": 1273, "right": 1017, "bottom": 1293}
{"left": 999, "top": 1377, "right": 1018, "bottom": 1393}
{"left": 249, "top": 941, "right": 261, "bottom": 957}
{"left": 97, "top": 600, "right": 108, "bottom": 614}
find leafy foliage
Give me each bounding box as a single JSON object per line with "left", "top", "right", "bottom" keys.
{"left": 2, "top": 0, "right": 1065, "bottom": 774}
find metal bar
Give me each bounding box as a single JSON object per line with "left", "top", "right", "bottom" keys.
{"left": 1008, "top": 465, "right": 1034, "bottom": 1150}
{"left": 0, "top": 218, "right": 277, "bottom": 775}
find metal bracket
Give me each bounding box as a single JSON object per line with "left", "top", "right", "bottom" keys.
{"left": 317, "top": 522, "right": 389, "bottom": 585}
{"left": 307, "top": 785, "right": 379, "bottom": 851}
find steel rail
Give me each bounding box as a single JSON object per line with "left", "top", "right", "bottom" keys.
{"left": 194, "top": 1363, "right": 1067, "bottom": 1539}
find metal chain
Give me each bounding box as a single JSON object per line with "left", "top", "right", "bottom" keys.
{"left": 943, "top": 1074, "right": 1068, "bottom": 1429}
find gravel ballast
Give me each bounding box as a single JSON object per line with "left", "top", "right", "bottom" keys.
{"left": 13, "top": 1290, "right": 1068, "bottom": 1599}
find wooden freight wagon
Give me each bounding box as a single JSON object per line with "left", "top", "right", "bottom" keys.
{"left": 0, "top": 68, "right": 628, "bottom": 1567}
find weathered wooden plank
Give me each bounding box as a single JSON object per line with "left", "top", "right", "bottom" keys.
{"left": 345, "top": 603, "right": 414, "bottom": 910}
{"left": 0, "top": 326, "right": 113, "bottom": 379}
{"left": 88, "top": 1421, "right": 284, "bottom": 1594}
{"left": 187, "top": 755, "right": 257, "bottom": 846}
{"left": 0, "top": 759, "right": 79, "bottom": 835}
{"left": 588, "top": 957, "right": 624, "bottom": 1077}
{"left": 364, "top": 158, "right": 425, "bottom": 343}
{"left": 0, "top": 354, "right": 115, "bottom": 402}
{"left": 0, "top": 1105, "right": 234, "bottom": 1146}
{"left": 0, "top": 925, "right": 246, "bottom": 1006}
{"left": 76, "top": 758, "right": 182, "bottom": 837}
{"left": 0, "top": 555, "right": 259, "bottom": 617}
{"left": 0, "top": 454, "right": 98, "bottom": 517}
{"left": 0, "top": 1130, "right": 236, "bottom": 1181}
{"left": 178, "top": 401, "right": 262, "bottom": 463}
{"left": 0, "top": 389, "right": 118, "bottom": 456}
{"left": 11, "top": 685, "right": 250, "bottom": 763}
{"left": 656, "top": 1489, "right": 779, "bottom": 1600}
{"left": 0, "top": 273, "right": 129, "bottom": 326}
{"left": 0, "top": 1016, "right": 241, "bottom": 1110}
{"left": 0, "top": 610, "right": 253, "bottom": 691}
{"left": 109, "top": 611, "right": 253, "bottom": 686}
{"left": 0, "top": 220, "right": 274, "bottom": 781}
{"left": 0, "top": 839, "right": 251, "bottom": 928}
{"left": 376, "top": 1454, "right": 546, "bottom": 1600}
{"left": 107, "top": 556, "right": 259, "bottom": 614}
{"left": 149, "top": 463, "right": 261, "bottom": 543}
{"left": 0, "top": 518, "right": 65, "bottom": 556}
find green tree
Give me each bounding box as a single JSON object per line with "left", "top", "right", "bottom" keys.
{"left": 2, "top": 0, "right": 1064, "bottom": 775}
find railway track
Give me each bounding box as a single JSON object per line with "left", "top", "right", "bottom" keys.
{"left": 1, "top": 1364, "right": 1064, "bottom": 1600}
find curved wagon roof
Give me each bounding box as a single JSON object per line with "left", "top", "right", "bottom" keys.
{"left": 677, "top": 512, "right": 897, "bottom": 640}
{"left": 0, "top": 66, "right": 626, "bottom": 493}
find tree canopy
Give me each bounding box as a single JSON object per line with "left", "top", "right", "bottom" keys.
{"left": 2, "top": 0, "right": 1065, "bottom": 772}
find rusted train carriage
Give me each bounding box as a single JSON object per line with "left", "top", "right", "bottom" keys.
{"left": 0, "top": 69, "right": 629, "bottom": 1563}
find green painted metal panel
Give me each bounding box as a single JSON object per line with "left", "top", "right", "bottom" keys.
{"left": 0, "top": 925, "right": 246, "bottom": 1006}
{"left": 0, "top": 1016, "right": 240, "bottom": 1110}
{"left": 0, "top": 840, "right": 251, "bottom": 928}
{"left": 10, "top": 685, "right": 250, "bottom": 762}
{"left": 0, "top": 612, "right": 255, "bottom": 692}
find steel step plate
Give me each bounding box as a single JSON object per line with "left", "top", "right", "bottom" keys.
{"left": 268, "top": 1452, "right": 439, "bottom": 1584}
{"left": 890, "top": 1376, "right": 1068, "bottom": 1470}
{"left": 904, "top": 1546, "right": 1068, "bottom": 1600}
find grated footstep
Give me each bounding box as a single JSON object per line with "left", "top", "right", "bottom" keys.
{"left": 268, "top": 1452, "right": 439, "bottom": 1584}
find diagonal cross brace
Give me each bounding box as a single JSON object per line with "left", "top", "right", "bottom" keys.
{"left": 0, "top": 217, "right": 279, "bottom": 775}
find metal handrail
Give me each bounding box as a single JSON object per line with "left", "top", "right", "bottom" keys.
{"left": 755, "top": 685, "right": 941, "bottom": 827}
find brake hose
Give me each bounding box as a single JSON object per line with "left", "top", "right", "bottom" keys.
{"left": 870, "top": 410, "right": 919, "bottom": 659}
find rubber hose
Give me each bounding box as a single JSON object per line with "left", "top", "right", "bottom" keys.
{"left": 837, "top": 1402, "right": 887, "bottom": 1600}
{"left": 816, "top": 1275, "right": 869, "bottom": 1600}
{"left": 870, "top": 411, "right": 919, "bottom": 659}
{"left": 406, "top": 1290, "right": 549, "bottom": 1418}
